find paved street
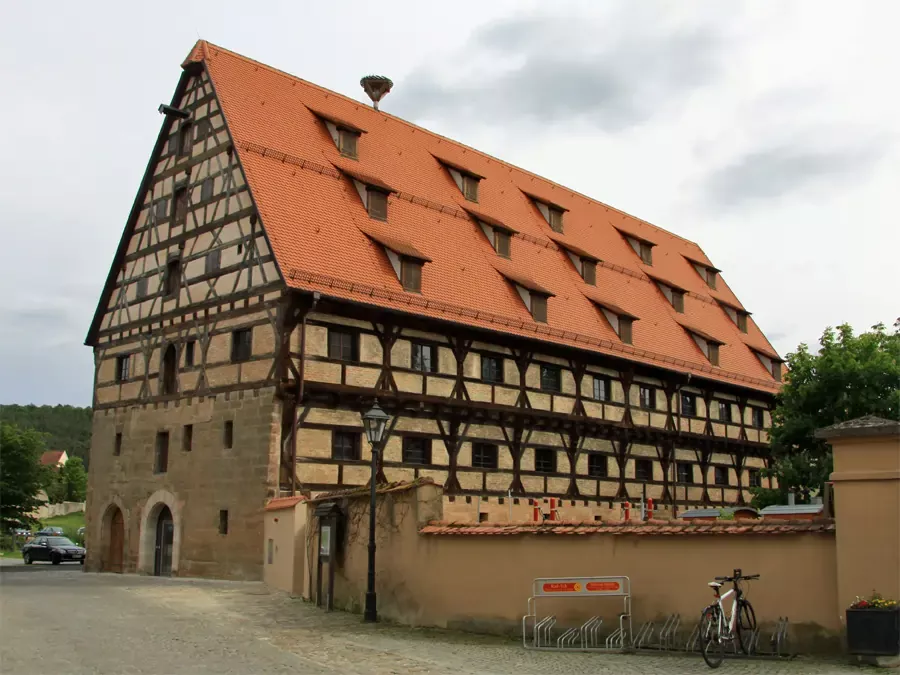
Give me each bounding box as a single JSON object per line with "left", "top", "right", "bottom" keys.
{"left": 0, "top": 564, "right": 872, "bottom": 674}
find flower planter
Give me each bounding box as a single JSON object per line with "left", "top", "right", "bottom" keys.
{"left": 846, "top": 608, "right": 900, "bottom": 656}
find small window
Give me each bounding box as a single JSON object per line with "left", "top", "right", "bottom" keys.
{"left": 531, "top": 294, "right": 548, "bottom": 323}
{"left": 714, "top": 466, "right": 728, "bottom": 486}
{"left": 708, "top": 343, "right": 720, "bottom": 367}
{"left": 201, "top": 177, "right": 214, "bottom": 202}
{"left": 367, "top": 189, "right": 388, "bottom": 220}
{"left": 178, "top": 122, "right": 192, "bottom": 156}
{"left": 328, "top": 329, "right": 358, "bottom": 362}
{"left": 582, "top": 259, "right": 596, "bottom": 285}
{"left": 677, "top": 462, "right": 694, "bottom": 484}
{"left": 534, "top": 447, "right": 556, "bottom": 473}
{"left": 639, "top": 242, "right": 653, "bottom": 265}
{"left": 155, "top": 199, "right": 168, "bottom": 220}
{"left": 707, "top": 271, "right": 717, "bottom": 289}
{"left": 115, "top": 355, "right": 130, "bottom": 383}
{"left": 182, "top": 424, "right": 193, "bottom": 452}
{"left": 332, "top": 431, "right": 361, "bottom": 460}
{"left": 402, "top": 437, "right": 431, "bottom": 465}
{"left": 205, "top": 249, "right": 221, "bottom": 275}
{"left": 635, "top": 458, "right": 653, "bottom": 481}
{"left": 681, "top": 392, "right": 697, "bottom": 418}
{"left": 219, "top": 509, "right": 229, "bottom": 535}
{"left": 231, "top": 328, "right": 252, "bottom": 363}
{"left": 154, "top": 431, "right": 170, "bottom": 474}
{"left": 472, "top": 443, "right": 498, "bottom": 469}
{"left": 494, "top": 230, "right": 511, "bottom": 257}
{"left": 548, "top": 207, "right": 564, "bottom": 233}
{"left": 462, "top": 174, "right": 479, "bottom": 202}
{"left": 718, "top": 401, "right": 732, "bottom": 423}
{"left": 639, "top": 385, "right": 656, "bottom": 410}
{"left": 160, "top": 344, "right": 177, "bottom": 395}
{"left": 164, "top": 258, "right": 181, "bottom": 296}
{"left": 593, "top": 376, "right": 610, "bottom": 401}
{"left": 224, "top": 420, "right": 234, "bottom": 449}
{"left": 411, "top": 343, "right": 435, "bottom": 373}
{"left": 114, "top": 432, "right": 122, "bottom": 457}
{"left": 184, "top": 340, "right": 195, "bottom": 367}
{"left": 196, "top": 118, "right": 212, "bottom": 141}
{"left": 173, "top": 186, "right": 188, "bottom": 226}
{"left": 540, "top": 364, "right": 561, "bottom": 392}
{"left": 267, "top": 538, "right": 274, "bottom": 564}
{"left": 338, "top": 128, "right": 359, "bottom": 158}
{"left": 751, "top": 407, "right": 765, "bottom": 429}
{"left": 772, "top": 361, "right": 782, "bottom": 382}
{"left": 588, "top": 453, "right": 608, "bottom": 478}
{"left": 737, "top": 312, "right": 748, "bottom": 333}
{"left": 136, "top": 277, "right": 148, "bottom": 299}
{"left": 481, "top": 355, "right": 504, "bottom": 383}
{"left": 748, "top": 469, "right": 761, "bottom": 488}
{"left": 672, "top": 291, "right": 685, "bottom": 313}
{"left": 401, "top": 258, "right": 423, "bottom": 293}
{"left": 237, "top": 240, "right": 244, "bottom": 256}
{"left": 619, "top": 317, "right": 633, "bottom": 344}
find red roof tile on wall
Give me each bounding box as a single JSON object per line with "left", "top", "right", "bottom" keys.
{"left": 186, "top": 41, "right": 783, "bottom": 395}
{"left": 419, "top": 519, "right": 835, "bottom": 536}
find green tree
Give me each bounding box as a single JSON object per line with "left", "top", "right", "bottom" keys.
{"left": 0, "top": 404, "right": 92, "bottom": 469}
{"left": 41, "top": 466, "right": 68, "bottom": 504}
{"left": 61, "top": 457, "right": 88, "bottom": 502}
{"left": 0, "top": 423, "right": 47, "bottom": 530}
{"left": 754, "top": 321, "right": 900, "bottom": 507}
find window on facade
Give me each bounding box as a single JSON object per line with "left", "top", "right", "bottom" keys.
{"left": 401, "top": 258, "right": 423, "bottom": 293}
{"left": 639, "top": 385, "right": 656, "bottom": 410}
{"left": 164, "top": 258, "right": 181, "bottom": 297}
{"left": 402, "top": 437, "right": 431, "bottom": 465}
{"left": 593, "top": 376, "right": 611, "bottom": 401}
{"left": 367, "top": 188, "right": 388, "bottom": 220}
{"left": 472, "top": 443, "right": 498, "bottom": 469}
{"left": 231, "top": 328, "right": 252, "bottom": 363}
{"left": 196, "top": 118, "right": 212, "bottom": 142}
{"left": 219, "top": 510, "right": 229, "bottom": 535}
{"left": 531, "top": 294, "right": 548, "bottom": 323}
{"left": 672, "top": 291, "right": 685, "bottom": 313}
{"left": 548, "top": 207, "right": 564, "bottom": 233}
{"left": 494, "top": 230, "right": 511, "bottom": 257}
{"left": 161, "top": 344, "right": 177, "bottom": 395}
{"left": 155, "top": 199, "right": 168, "bottom": 220}
{"left": 174, "top": 186, "right": 188, "bottom": 226}
{"left": 772, "top": 361, "right": 782, "bottom": 382}
{"left": 201, "top": 177, "right": 214, "bottom": 202}
{"left": 718, "top": 401, "right": 732, "bottom": 423}
{"left": 328, "top": 329, "right": 358, "bottom": 362}
{"left": 237, "top": 239, "right": 244, "bottom": 256}
{"left": 748, "top": 469, "right": 761, "bottom": 488}
{"left": 224, "top": 420, "right": 234, "bottom": 449}
{"left": 178, "top": 122, "right": 192, "bottom": 157}
{"left": 481, "top": 355, "right": 504, "bottom": 383}
{"left": 751, "top": 407, "right": 765, "bottom": 429}
{"left": 184, "top": 340, "right": 195, "bottom": 367}
{"left": 332, "top": 431, "right": 361, "bottom": 460}
{"left": 635, "top": 458, "right": 653, "bottom": 481}
{"left": 707, "top": 271, "right": 717, "bottom": 289}
{"left": 136, "top": 277, "right": 148, "bottom": 299}
{"left": 115, "top": 355, "right": 130, "bottom": 383}
{"left": 267, "top": 538, "right": 274, "bottom": 564}
{"left": 708, "top": 343, "right": 720, "bottom": 367}
{"left": 737, "top": 312, "right": 748, "bottom": 333}
{"left": 205, "top": 249, "right": 221, "bottom": 275}
{"left": 639, "top": 242, "right": 653, "bottom": 265}
{"left": 540, "top": 364, "right": 561, "bottom": 392}
{"left": 114, "top": 432, "right": 122, "bottom": 457}
{"left": 462, "top": 174, "right": 479, "bottom": 202}
{"left": 588, "top": 453, "right": 608, "bottom": 478}
{"left": 337, "top": 128, "right": 359, "bottom": 158}
{"left": 411, "top": 343, "right": 435, "bottom": 373}
{"left": 681, "top": 392, "right": 697, "bottom": 417}
{"left": 677, "top": 462, "right": 694, "bottom": 484}
{"left": 534, "top": 447, "right": 556, "bottom": 473}
{"left": 582, "top": 259, "right": 597, "bottom": 285}
{"left": 714, "top": 466, "right": 728, "bottom": 486}
{"left": 182, "top": 424, "right": 193, "bottom": 452}
{"left": 154, "top": 431, "right": 169, "bottom": 474}
{"left": 619, "top": 317, "right": 634, "bottom": 345}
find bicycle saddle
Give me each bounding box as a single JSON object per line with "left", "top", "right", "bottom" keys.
{"left": 707, "top": 581, "right": 723, "bottom": 588}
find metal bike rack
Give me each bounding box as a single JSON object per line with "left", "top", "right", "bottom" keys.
{"left": 522, "top": 576, "right": 632, "bottom": 652}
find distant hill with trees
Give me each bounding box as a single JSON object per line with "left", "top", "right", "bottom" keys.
{"left": 0, "top": 405, "right": 92, "bottom": 470}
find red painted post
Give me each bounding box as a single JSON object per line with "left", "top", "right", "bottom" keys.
{"left": 647, "top": 497, "right": 654, "bottom": 520}
{"left": 549, "top": 498, "right": 557, "bottom": 521}
{"left": 624, "top": 501, "right": 631, "bottom": 522}
{"left": 533, "top": 503, "right": 541, "bottom": 522}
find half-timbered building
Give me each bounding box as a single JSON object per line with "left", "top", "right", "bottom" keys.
{"left": 85, "top": 41, "right": 783, "bottom": 579}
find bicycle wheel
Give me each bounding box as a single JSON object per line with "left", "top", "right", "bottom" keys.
{"left": 735, "top": 599, "right": 758, "bottom": 655}
{"left": 699, "top": 605, "right": 725, "bottom": 669}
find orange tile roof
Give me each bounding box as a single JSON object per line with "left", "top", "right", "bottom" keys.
{"left": 187, "top": 41, "right": 782, "bottom": 394}
{"left": 265, "top": 496, "right": 305, "bottom": 511}
{"left": 39, "top": 450, "right": 65, "bottom": 466}
{"left": 419, "top": 519, "right": 835, "bottom": 536}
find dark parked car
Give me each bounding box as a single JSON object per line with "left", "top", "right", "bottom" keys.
{"left": 34, "top": 526, "right": 65, "bottom": 537}
{"left": 22, "top": 536, "right": 86, "bottom": 565}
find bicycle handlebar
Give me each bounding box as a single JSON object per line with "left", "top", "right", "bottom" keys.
{"left": 714, "top": 569, "right": 761, "bottom": 583}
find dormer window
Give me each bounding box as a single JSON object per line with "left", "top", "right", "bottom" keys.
{"left": 583, "top": 292, "right": 638, "bottom": 345}
{"left": 339, "top": 167, "right": 396, "bottom": 222}
{"left": 716, "top": 299, "right": 751, "bottom": 333}
{"left": 400, "top": 258, "right": 423, "bottom": 293}
{"left": 531, "top": 294, "right": 548, "bottom": 323}
{"left": 647, "top": 273, "right": 688, "bottom": 314}
{"left": 685, "top": 255, "right": 721, "bottom": 289}
{"left": 462, "top": 174, "right": 479, "bottom": 202}
{"left": 496, "top": 268, "right": 555, "bottom": 324}
{"left": 672, "top": 291, "right": 685, "bottom": 313}
{"left": 550, "top": 235, "right": 600, "bottom": 286}
{"left": 678, "top": 321, "right": 725, "bottom": 367}
{"left": 548, "top": 207, "right": 564, "bottom": 233}
{"left": 309, "top": 108, "right": 366, "bottom": 159}
{"left": 523, "top": 191, "right": 568, "bottom": 233}
{"left": 367, "top": 188, "right": 388, "bottom": 220}
{"left": 582, "top": 259, "right": 596, "bottom": 285}
{"left": 737, "top": 312, "right": 748, "bottom": 333}
{"left": 617, "top": 229, "right": 656, "bottom": 265}
{"left": 752, "top": 349, "right": 783, "bottom": 381}
{"left": 360, "top": 228, "right": 431, "bottom": 294}
{"left": 337, "top": 128, "right": 359, "bottom": 158}
{"left": 432, "top": 154, "right": 484, "bottom": 203}
{"left": 495, "top": 230, "right": 511, "bottom": 257}
{"left": 462, "top": 206, "right": 517, "bottom": 260}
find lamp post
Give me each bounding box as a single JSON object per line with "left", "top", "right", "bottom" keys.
{"left": 361, "top": 399, "right": 390, "bottom": 623}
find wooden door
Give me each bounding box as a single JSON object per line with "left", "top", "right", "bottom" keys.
{"left": 109, "top": 508, "right": 124, "bottom": 573}
{"left": 154, "top": 506, "right": 174, "bottom": 577}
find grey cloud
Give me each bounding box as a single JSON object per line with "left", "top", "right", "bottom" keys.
{"left": 392, "top": 9, "right": 726, "bottom": 131}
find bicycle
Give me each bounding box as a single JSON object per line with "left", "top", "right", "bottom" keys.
{"left": 698, "top": 568, "right": 759, "bottom": 668}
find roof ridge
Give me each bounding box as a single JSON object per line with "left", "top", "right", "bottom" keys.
{"left": 196, "top": 41, "right": 707, "bottom": 252}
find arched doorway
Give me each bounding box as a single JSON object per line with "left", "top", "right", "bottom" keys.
{"left": 161, "top": 344, "right": 177, "bottom": 395}
{"left": 154, "top": 505, "right": 174, "bottom": 577}
{"left": 108, "top": 507, "right": 124, "bottom": 573}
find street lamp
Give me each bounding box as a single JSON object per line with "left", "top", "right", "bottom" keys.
{"left": 361, "top": 400, "right": 390, "bottom": 623}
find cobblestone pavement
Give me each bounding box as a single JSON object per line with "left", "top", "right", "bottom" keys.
{"left": 0, "top": 567, "right": 873, "bottom": 674}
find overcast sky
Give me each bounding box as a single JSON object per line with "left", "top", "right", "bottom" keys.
{"left": 1, "top": 1, "right": 896, "bottom": 406}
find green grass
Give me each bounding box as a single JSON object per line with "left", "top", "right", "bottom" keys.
{"left": 41, "top": 512, "right": 86, "bottom": 544}
{"left": 0, "top": 549, "right": 23, "bottom": 559}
